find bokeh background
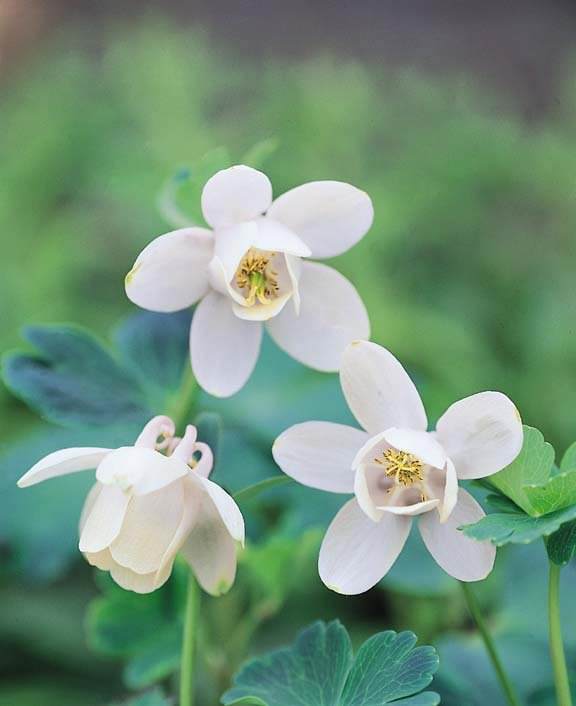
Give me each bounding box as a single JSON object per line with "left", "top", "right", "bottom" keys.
{"left": 2, "top": 1, "right": 576, "bottom": 705}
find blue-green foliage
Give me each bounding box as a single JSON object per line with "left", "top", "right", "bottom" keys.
{"left": 222, "top": 621, "right": 440, "bottom": 706}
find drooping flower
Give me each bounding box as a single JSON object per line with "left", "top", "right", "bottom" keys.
{"left": 125, "top": 165, "right": 373, "bottom": 397}
{"left": 273, "top": 341, "right": 523, "bottom": 594}
{"left": 17, "top": 416, "right": 244, "bottom": 595}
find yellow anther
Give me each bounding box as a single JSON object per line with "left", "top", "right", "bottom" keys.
{"left": 235, "top": 249, "right": 279, "bottom": 306}
{"left": 375, "top": 448, "right": 424, "bottom": 487}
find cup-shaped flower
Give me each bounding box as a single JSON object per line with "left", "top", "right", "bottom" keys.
{"left": 273, "top": 341, "right": 523, "bottom": 594}
{"left": 125, "top": 165, "right": 373, "bottom": 397}
{"left": 17, "top": 416, "right": 244, "bottom": 595}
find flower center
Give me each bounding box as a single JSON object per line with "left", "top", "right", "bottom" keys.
{"left": 375, "top": 448, "right": 424, "bottom": 487}
{"left": 235, "top": 249, "right": 279, "bottom": 306}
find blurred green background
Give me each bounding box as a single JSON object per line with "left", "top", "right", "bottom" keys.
{"left": 2, "top": 2, "right": 576, "bottom": 705}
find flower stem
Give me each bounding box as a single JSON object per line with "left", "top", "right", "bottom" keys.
{"left": 548, "top": 561, "right": 573, "bottom": 706}
{"left": 233, "top": 475, "right": 293, "bottom": 505}
{"left": 169, "top": 365, "right": 199, "bottom": 432}
{"left": 460, "top": 582, "right": 522, "bottom": 706}
{"left": 180, "top": 572, "right": 200, "bottom": 706}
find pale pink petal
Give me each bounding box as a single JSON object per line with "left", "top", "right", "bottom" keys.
{"left": 436, "top": 392, "right": 523, "bottom": 479}
{"left": 190, "top": 291, "right": 262, "bottom": 397}
{"left": 267, "top": 262, "right": 369, "bottom": 372}
{"left": 96, "top": 447, "right": 188, "bottom": 496}
{"left": 17, "top": 447, "right": 111, "bottom": 488}
{"left": 419, "top": 489, "right": 496, "bottom": 581}
{"left": 318, "top": 498, "right": 411, "bottom": 594}
{"left": 79, "top": 483, "right": 130, "bottom": 553}
{"left": 273, "top": 422, "right": 368, "bottom": 493}
{"left": 125, "top": 228, "right": 213, "bottom": 312}
{"left": 340, "top": 341, "right": 427, "bottom": 435}
{"left": 201, "top": 165, "right": 272, "bottom": 229}
{"left": 267, "top": 181, "right": 373, "bottom": 258}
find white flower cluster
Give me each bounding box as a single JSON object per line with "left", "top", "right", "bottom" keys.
{"left": 19, "top": 165, "right": 522, "bottom": 595}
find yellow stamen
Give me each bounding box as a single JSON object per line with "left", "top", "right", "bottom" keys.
{"left": 235, "top": 249, "right": 279, "bottom": 306}
{"left": 375, "top": 448, "right": 424, "bottom": 487}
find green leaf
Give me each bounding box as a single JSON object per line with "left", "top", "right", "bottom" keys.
{"left": 340, "top": 631, "right": 440, "bottom": 705}
{"left": 221, "top": 621, "right": 439, "bottom": 706}
{"left": 462, "top": 498, "right": 576, "bottom": 546}
{"left": 123, "top": 628, "right": 181, "bottom": 689}
{"left": 546, "top": 519, "right": 576, "bottom": 566}
{"left": 524, "top": 470, "right": 576, "bottom": 515}
{"left": 561, "top": 441, "right": 576, "bottom": 472}
{"left": 488, "top": 426, "right": 554, "bottom": 516}
{"left": 114, "top": 310, "right": 191, "bottom": 412}
{"left": 241, "top": 138, "right": 279, "bottom": 169}
{"left": 3, "top": 325, "right": 149, "bottom": 428}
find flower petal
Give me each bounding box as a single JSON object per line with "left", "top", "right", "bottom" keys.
{"left": 340, "top": 341, "right": 427, "bottom": 435}
{"left": 109, "top": 480, "right": 185, "bottom": 574}
{"left": 109, "top": 563, "right": 171, "bottom": 594}
{"left": 201, "top": 165, "right": 272, "bottom": 229}
{"left": 198, "top": 476, "right": 245, "bottom": 544}
{"left": 439, "top": 460, "right": 458, "bottom": 523}
{"left": 17, "top": 447, "right": 111, "bottom": 488}
{"left": 79, "top": 483, "right": 130, "bottom": 553}
{"left": 436, "top": 392, "right": 523, "bottom": 479}
{"left": 125, "top": 228, "right": 213, "bottom": 312}
{"left": 267, "top": 181, "right": 373, "bottom": 258}
{"left": 273, "top": 421, "right": 367, "bottom": 493}
{"left": 318, "top": 498, "right": 411, "bottom": 594}
{"left": 419, "top": 488, "right": 496, "bottom": 581}
{"left": 190, "top": 291, "right": 262, "bottom": 397}
{"left": 267, "top": 262, "right": 370, "bottom": 372}
{"left": 254, "top": 218, "right": 311, "bottom": 257}
{"left": 180, "top": 486, "right": 240, "bottom": 596}
{"left": 380, "top": 499, "right": 440, "bottom": 516}
{"left": 96, "top": 447, "right": 188, "bottom": 496}
{"left": 135, "top": 416, "right": 175, "bottom": 449}
{"left": 382, "top": 428, "right": 446, "bottom": 469}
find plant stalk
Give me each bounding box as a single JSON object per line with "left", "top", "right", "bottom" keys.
{"left": 180, "top": 572, "right": 200, "bottom": 706}
{"left": 548, "top": 562, "right": 573, "bottom": 706}
{"left": 460, "top": 582, "right": 522, "bottom": 706}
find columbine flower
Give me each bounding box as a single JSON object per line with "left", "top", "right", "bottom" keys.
{"left": 17, "top": 416, "right": 244, "bottom": 595}
{"left": 125, "top": 165, "right": 373, "bottom": 397}
{"left": 273, "top": 341, "right": 523, "bottom": 594}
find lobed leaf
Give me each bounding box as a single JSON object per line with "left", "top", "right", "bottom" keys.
{"left": 546, "top": 519, "right": 576, "bottom": 566}
{"left": 221, "top": 621, "right": 439, "bottom": 706}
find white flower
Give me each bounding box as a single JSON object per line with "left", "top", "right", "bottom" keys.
{"left": 273, "top": 341, "right": 523, "bottom": 595}
{"left": 125, "top": 165, "right": 373, "bottom": 397}
{"left": 17, "top": 416, "right": 245, "bottom": 595}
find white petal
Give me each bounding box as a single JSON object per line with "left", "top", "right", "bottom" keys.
{"left": 110, "top": 563, "right": 171, "bottom": 594}
{"left": 436, "top": 392, "right": 523, "bottom": 479}
{"left": 96, "top": 447, "right": 188, "bottom": 496}
{"left": 439, "top": 460, "right": 458, "bottom": 523}
{"left": 273, "top": 422, "right": 367, "bottom": 493}
{"left": 125, "top": 228, "right": 213, "bottom": 312}
{"left": 212, "top": 222, "right": 259, "bottom": 285}
{"left": 232, "top": 292, "right": 292, "bottom": 322}
{"left": 79, "top": 482, "right": 103, "bottom": 533}
{"left": 201, "top": 165, "right": 272, "bottom": 229}
{"left": 84, "top": 548, "right": 115, "bottom": 571}
{"left": 198, "top": 476, "right": 245, "bottom": 544}
{"left": 180, "top": 490, "right": 240, "bottom": 596}
{"left": 340, "top": 341, "right": 427, "bottom": 434}
{"left": 380, "top": 499, "right": 440, "bottom": 516}
{"left": 254, "top": 218, "right": 311, "bottom": 257}
{"left": 79, "top": 483, "right": 130, "bottom": 553}
{"left": 135, "top": 416, "right": 175, "bottom": 449}
{"left": 17, "top": 447, "right": 111, "bottom": 488}
{"left": 318, "top": 498, "right": 411, "bottom": 595}
{"left": 419, "top": 489, "right": 496, "bottom": 581}
{"left": 190, "top": 291, "right": 262, "bottom": 397}
{"left": 109, "top": 480, "right": 185, "bottom": 574}
{"left": 267, "top": 181, "right": 374, "bottom": 258}
{"left": 382, "top": 428, "right": 446, "bottom": 469}
{"left": 353, "top": 464, "right": 386, "bottom": 521}
{"left": 267, "top": 262, "right": 370, "bottom": 372}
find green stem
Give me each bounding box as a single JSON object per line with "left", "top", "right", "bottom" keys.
{"left": 180, "top": 572, "right": 200, "bottom": 706}
{"left": 549, "top": 562, "right": 573, "bottom": 706}
{"left": 460, "top": 582, "right": 522, "bottom": 706}
{"left": 233, "top": 475, "right": 293, "bottom": 505}
{"left": 169, "top": 365, "right": 199, "bottom": 432}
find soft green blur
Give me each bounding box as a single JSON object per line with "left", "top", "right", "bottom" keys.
{"left": 2, "top": 18, "right": 576, "bottom": 706}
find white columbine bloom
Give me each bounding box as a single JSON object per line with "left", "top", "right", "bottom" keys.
{"left": 17, "top": 416, "right": 244, "bottom": 595}
{"left": 125, "top": 165, "right": 373, "bottom": 397}
{"left": 273, "top": 341, "right": 523, "bottom": 594}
